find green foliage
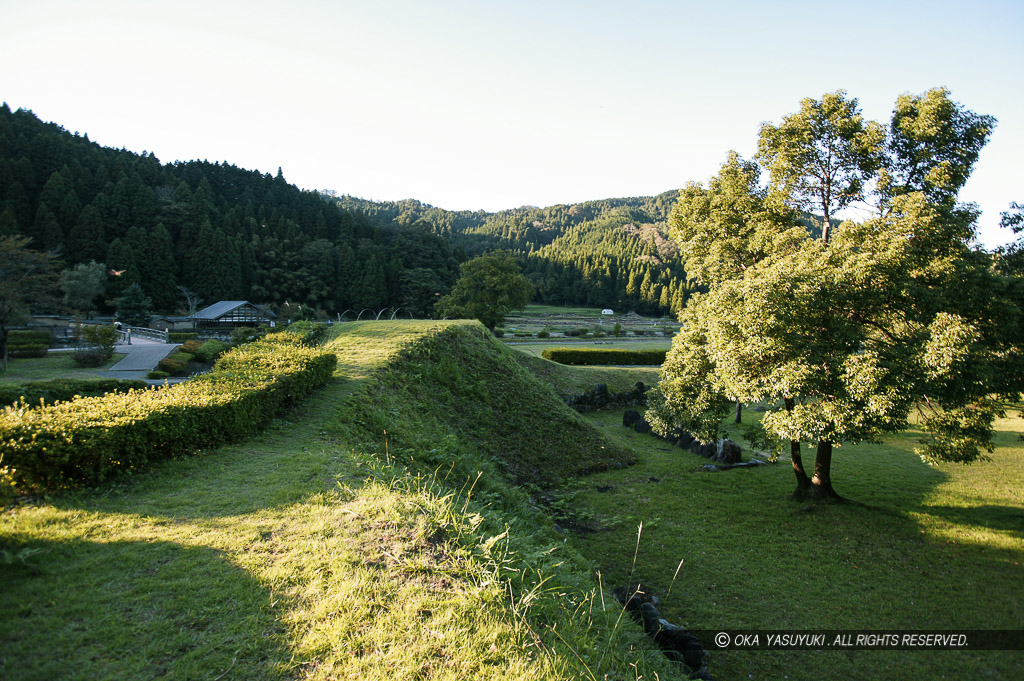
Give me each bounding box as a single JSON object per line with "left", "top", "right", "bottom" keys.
{"left": 8, "top": 343, "right": 48, "bottom": 358}
{"left": 167, "top": 332, "right": 199, "bottom": 343}
{"left": 435, "top": 252, "right": 534, "bottom": 330}
{"left": 115, "top": 282, "right": 153, "bottom": 327}
{"left": 757, "top": 90, "right": 886, "bottom": 242}
{"left": 180, "top": 339, "right": 202, "bottom": 354}
{"left": 0, "top": 236, "right": 59, "bottom": 369}
{"left": 59, "top": 260, "right": 107, "bottom": 316}
{"left": 193, "top": 339, "right": 229, "bottom": 363}
{"left": 229, "top": 326, "right": 266, "bottom": 345}
{"left": 8, "top": 330, "right": 51, "bottom": 346}
{"left": 655, "top": 89, "right": 1022, "bottom": 500}
{"left": 540, "top": 348, "right": 667, "bottom": 366}
{"left": 70, "top": 346, "right": 110, "bottom": 368}
{"left": 79, "top": 324, "right": 118, "bottom": 349}
{"left": 71, "top": 324, "right": 118, "bottom": 367}
{"left": 284, "top": 320, "right": 329, "bottom": 346}
{"left": 0, "top": 331, "right": 337, "bottom": 492}
{"left": 0, "top": 378, "right": 148, "bottom": 408}
{"left": 157, "top": 351, "right": 194, "bottom": 376}
{"left": 146, "top": 370, "right": 170, "bottom": 380}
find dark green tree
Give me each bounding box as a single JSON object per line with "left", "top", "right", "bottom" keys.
{"left": 0, "top": 236, "right": 59, "bottom": 370}
{"left": 115, "top": 282, "right": 153, "bottom": 327}
{"left": 59, "top": 260, "right": 107, "bottom": 319}
{"left": 435, "top": 251, "right": 534, "bottom": 331}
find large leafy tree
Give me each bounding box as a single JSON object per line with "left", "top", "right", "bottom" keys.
{"left": 435, "top": 252, "right": 534, "bottom": 331}
{"left": 59, "top": 260, "right": 107, "bottom": 319}
{"left": 757, "top": 90, "right": 885, "bottom": 244}
{"left": 0, "top": 236, "right": 58, "bottom": 370}
{"left": 650, "top": 89, "right": 1019, "bottom": 501}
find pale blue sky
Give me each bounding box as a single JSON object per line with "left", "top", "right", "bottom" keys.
{"left": 2, "top": 0, "right": 1021, "bottom": 246}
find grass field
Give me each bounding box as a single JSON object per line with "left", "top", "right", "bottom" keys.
{"left": 556, "top": 408, "right": 1024, "bottom": 680}
{"left": 0, "top": 321, "right": 677, "bottom": 681}
{"left": 0, "top": 352, "right": 120, "bottom": 383}
{"left": 508, "top": 338, "right": 673, "bottom": 357}
{"left": 3, "top": 321, "right": 1020, "bottom": 680}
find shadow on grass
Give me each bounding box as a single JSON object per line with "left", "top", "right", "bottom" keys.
{"left": 919, "top": 504, "right": 1024, "bottom": 538}
{"left": 0, "top": 537, "right": 288, "bottom": 681}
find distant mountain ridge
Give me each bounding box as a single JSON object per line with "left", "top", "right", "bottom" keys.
{"left": 1, "top": 104, "right": 690, "bottom": 318}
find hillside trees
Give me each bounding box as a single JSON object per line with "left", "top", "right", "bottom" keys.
{"left": 649, "top": 89, "right": 1019, "bottom": 501}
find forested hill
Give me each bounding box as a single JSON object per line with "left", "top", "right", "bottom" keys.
{"left": 1, "top": 104, "right": 690, "bottom": 318}
{"left": 333, "top": 193, "right": 694, "bottom": 315}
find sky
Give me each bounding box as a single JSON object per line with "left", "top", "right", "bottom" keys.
{"left": 2, "top": 0, "right": 1022, "bottom": 247}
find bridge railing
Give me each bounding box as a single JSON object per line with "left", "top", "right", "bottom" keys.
{"left": 125, "top": 326, "right": 169, "bottom": 343}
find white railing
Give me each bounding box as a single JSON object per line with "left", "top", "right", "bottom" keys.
{"left": 125, "top": 326, "right": 170, "bottom": 343}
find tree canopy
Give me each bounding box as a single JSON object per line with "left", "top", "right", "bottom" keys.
{"left": 435, "top": 252, "right": 535, "bottom": 331}
{"left": 649, "top": 88, "right": 1020, "bottom": 501}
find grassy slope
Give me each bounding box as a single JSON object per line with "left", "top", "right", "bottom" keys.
{"left": 556, "top": 408, "right": 1024, "bottom": 681}
{"left": 0, "top": 321, "right": 678, "bottom": 681}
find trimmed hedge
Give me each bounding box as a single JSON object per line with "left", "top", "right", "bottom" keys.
{"left": 9, "top": 344, "right": 49, "bottom": 358}
{"left": 168, "top": 332, "right": 199, "bottom": 343}
{"left": 540, "top": 347, "right": 668, "bottom": 366}
{"left": 0, "top": 379, "right": 149, "bottom": 409}
{"left": 7, "top": 330, "right": 52, "bottom": 358}
{"left": 0, "top": 333, "right": 337, "bottom": 492}
{"left": 8, "top": 330, "right": 51, "bottom": 345}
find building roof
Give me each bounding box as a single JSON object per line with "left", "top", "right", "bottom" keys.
{"left": 193, "top": 301, "right": 276, "bottom": 320}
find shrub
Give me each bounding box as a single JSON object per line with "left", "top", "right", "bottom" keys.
{"left": 8, "top": 330, "right": 52, "bottom": 354}
{"left": 285, "top": 320, "right": 328, "bottom": 346}
{"left": 633, "top": 329, "right": 647, "bottom": 336}
{"left": 181, "top": 339, "right": 202, "bottom": 354}
{"left": 146, "top": 371, "right": 170, "bottom": 380}
{"left": 537, "top": 330, "right": 550, "bottom": 339}
{"left": 612, "top": 322, "right": 623, "bottom": 336}
{"left": 80, "top": 325, "right": 118, "bottom": 349}
{"left": 492, "top": 328, "right": 505, "bottom": 338}
{"left": 9, "top": 344, "right": 49, "bottom": 358}
{"left": 157, "top": 351, "right": 194, "bottom": 376}
{"left": 72, "top": 345, "right": 113, "bottom": 367}
{"left": 540, "top": 348, "right": 667, "bottom": 366}
{"left": 168, "top": 332, "right": 199, "bottom": 343}
{"left": 194, "top": 339, "right": 229, "bottom": 363}
{"left": 8, "top": 330, "right": 51, "bottom": 344}
{"left": 0, "top": 332, "right": 337, "bottom": 492}
{"left": 230, "top": 327, "right": 260, "bottom": 345}
{"left": 0, "top": 379, "right": 149, "bottom": 408}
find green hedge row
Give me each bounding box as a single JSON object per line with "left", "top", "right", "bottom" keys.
{"left": 0, "top": 378, "right": 149, "bottom": 409}
{"left": 7, "top": 330, "right": 52, "bottom": 358}
{"left": 168, "top": 332, "right": 199, "bottom": 343}
{"left": 8, "top": 330, "right": 52, "bottom": 345}
{"left": 9, "top": 344, "right": 49, "bottom": 358}
{"left": 540, "top": 347, "right": 668, "bottom": 366}
{"left": 0, "top": 334, "right": 337, "bottom": 492}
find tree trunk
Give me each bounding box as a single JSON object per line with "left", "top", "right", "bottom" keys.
{"left": 811, "top": 439, "right": 841, "bottom": 501}
{"left": 785, "top": 398, "right": 810, "bottom": 499}
{"left": 734, "top": 400, "right": 742, "bottom": 424}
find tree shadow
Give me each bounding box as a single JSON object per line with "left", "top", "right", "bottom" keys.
{"left": 916, "top": 504, "right": 1024, "bottom": 538}
{"left": 0, "top": 537, "right": 289, "bottom": 681}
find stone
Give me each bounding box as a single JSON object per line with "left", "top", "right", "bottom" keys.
{"left": 633, "top": 417, "right": 652, "bottom": 435}
{"left": 623, "top": 410, "right": 641, "bottom": 428}
{"left": 712, "top": 438, "right": 742, "bottom": 465}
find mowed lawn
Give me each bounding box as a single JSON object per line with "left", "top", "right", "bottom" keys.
{"left": 560, "top": 408, "right": 1024, "bottom": 681}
